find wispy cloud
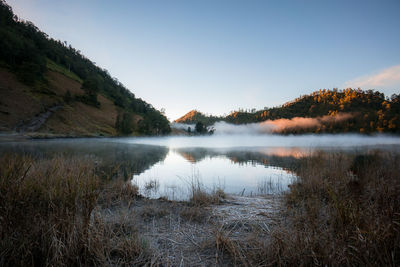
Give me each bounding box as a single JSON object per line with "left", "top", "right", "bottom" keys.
{"left": 344, "top": 65, "right": 400, "bottom": 91}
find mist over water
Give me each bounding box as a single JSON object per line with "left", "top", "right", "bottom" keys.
{"left": 2, "top": 133, "right": 400, "bottom": 199}
{"left": 171, "top": 114, "right": 355, "bottom": 135}
{"left": 210, "top": 114, "right": 354, "bottom": 134}
{"left": 170, "top": 122, "right": 196, "bottom": 131}
{"left": 116, "top": 133, "right": 400, "bottom": 199}
{"left": 119, "top": 133, "right": 400, "bottom": 150}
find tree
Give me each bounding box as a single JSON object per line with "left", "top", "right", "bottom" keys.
{"left": 121, "top": 113, "right": 134, "bottom": 134}
{"left": 63, "top": 90, "right": 72, "bottom": 103}
{"left": 80, "top": 76, "right": 100, "bottom": 107}
{"left": 115, "top": 113, "right": 121, "bottom": 130}
{"left": 116, "top": 112, "right": 134, "bottom": 134}
{"left": 195, "top": 122, "right": 206, "bottom": 134}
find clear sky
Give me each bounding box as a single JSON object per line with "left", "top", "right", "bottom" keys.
{"left": 9, "top": 0, "right": 400, "bottom": 120}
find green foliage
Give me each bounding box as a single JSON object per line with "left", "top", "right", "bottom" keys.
{"left": 63, "top": 90, "right": 72, "bottom": 103}
{"left": 75, "top": 94, "right": 100, "bottom": 108}
{"left": 78, "top": 76, "right": 101, "bottom": 107}
{"left": 137, "top": 110, "right": 171, "bottom": 135}
{"left": 46, "top": 58, "right": 82, "bottom": 83}
{"left": 116, "top": 112, "right": 134, "bottom": 134}
{"left": 195, "top": 122, "right": 206, "bottom": 133}
{"left": 175, "top": 110, "right": 221, "bottom": 126}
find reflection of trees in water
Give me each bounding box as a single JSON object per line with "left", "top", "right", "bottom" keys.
{"left": 177, "top": 151, "right": 197, "bottom": 163}
{"left": 174, "top": 147, "right": 396, "bottom": 175}
{"left": 225, "top": 152, "right": 300, "bottom": 171}
{"left": 176, "top": 148, "right": 218, "bottom": 163}
{"left": 0, "top": 140, "right": 168, "bottom": 179}
{"left": 174, "top": 148, "right": 301, "bottom": 171}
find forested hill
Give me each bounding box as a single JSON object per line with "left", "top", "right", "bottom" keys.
{"left": 177, "top": 89, "right": 400, "bottom": 134}
{"left": 175, "top": 110, "right": 221, "bottom": 125}
{"left": 0, "top": 1, "right": 170, "bottom": 136}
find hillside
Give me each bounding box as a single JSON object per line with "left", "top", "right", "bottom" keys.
{"left": 174, "top": 110, "right": 221, "bottom": 125}
{"left": 0, "top": 1, "right": 170, "bottom": 136}
{"left": 177, "top": 89, "right": 400, "bottom": 134}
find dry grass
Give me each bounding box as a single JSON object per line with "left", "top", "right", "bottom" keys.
{"left": 253, "top": 151, "right": 400, "bottom": 266}
{"left": 197, "top": 151, "right": 400, "bottom": 266}
{"left": 0, "top": 67, "right": 120, "bottom": 136}
{"left": 180, "top": 206, "right": 209, "bottom": 223}
{"left": 189, "top": 178, "right": 226, "bottom": 206}
{"left": 0, "top": 154, "right": 152, "bottom": 266}
{"left": 3, "top": 151, "right": 397, "bottom": 266}
{"left": 140, "top": 204, "right": 169, "bottom": 221}
{"left": 0, "top": 68, "right": 45, "bottom": 130}
{"left": 212, "top": 226, "right": 249, "bottom": 266}
{"left": 99, "top": 178, "right": 139, "bottom": 207}
{"left": 0, "top": 153, "right": 229, "bottom": 266}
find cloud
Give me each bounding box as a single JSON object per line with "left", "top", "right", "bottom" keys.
{"left": 344, "top": 65, "right": 400, "bottom": 91}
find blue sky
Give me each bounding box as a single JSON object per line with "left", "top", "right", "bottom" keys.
{"left": 9, "top": 0, "right": 400, "bottom": 120}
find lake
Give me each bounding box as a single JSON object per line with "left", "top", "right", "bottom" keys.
{"left": 1, "top": 134, "right": 400, "bottom": 200}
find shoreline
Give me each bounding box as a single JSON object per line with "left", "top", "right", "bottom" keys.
{"left": 99, "top": 193, "right": 284, "bottom": 266}
{"left": 1, "top": 152, "right": 399, "bottom": 265}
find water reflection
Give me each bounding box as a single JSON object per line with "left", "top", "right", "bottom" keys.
{"left": 0, "top": 139, "right": 168, "bottom": 177}
{"left": 1, "top": 135, "right": 400, "bottom": 200}
{"left": 173, "top": 147, "right": 302, "bottom": 170}
{"left": 132, "top": 150, "right": 296, "bottom": 200}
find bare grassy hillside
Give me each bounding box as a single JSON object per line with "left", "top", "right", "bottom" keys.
{"left": 0, "top": 67, "right": 141, "bottom": 136}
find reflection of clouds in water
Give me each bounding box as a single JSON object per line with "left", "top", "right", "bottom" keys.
{"left": 257, "top": 147, "right": 311, "bottom": 158}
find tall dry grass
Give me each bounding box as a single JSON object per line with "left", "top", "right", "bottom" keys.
{"left": 0, "top": 154, "right": 150, "bottom": 266}
{"left": 188, "top": 177, "right": 225, "bottom": 206}
{"left": 258, "top": 151, "right": 400, "bottom": 266}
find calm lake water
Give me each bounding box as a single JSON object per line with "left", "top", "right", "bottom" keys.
{"left": 1, "top": 134, "right": 400, "bottom": 200}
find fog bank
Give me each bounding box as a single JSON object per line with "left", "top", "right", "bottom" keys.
{"left": 212, "top": 113, "right": 353, "bottom": 135}
{"left": 122, "top": 134, "right": 400, "bottom": 149}
{"left": 171, "top": 122, "right": 196, "bottom": 131}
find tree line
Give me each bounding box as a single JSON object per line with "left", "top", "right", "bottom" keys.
{"left": 178, "top": 88, "right": 400, "bottom": 134}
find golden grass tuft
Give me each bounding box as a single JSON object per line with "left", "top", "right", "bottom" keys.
{"left": 258, "top": 151, "right": 400, "bottom": 266}
{"left": 0, "top": 154, "right": 151, "bottom": 266}
{"left": 188, "top": 178, "right": 226, "bottom": 206}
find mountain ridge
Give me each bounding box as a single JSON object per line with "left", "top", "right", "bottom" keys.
{"left": 175, "top": 88, "right": 400, "bottom": 134}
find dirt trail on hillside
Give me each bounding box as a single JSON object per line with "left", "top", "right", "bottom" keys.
{"left": 16, "top": 104, "right": 63, "bottom": 133}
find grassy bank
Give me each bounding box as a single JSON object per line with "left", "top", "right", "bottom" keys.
{"left": 1, "top": 152, "right": 399, "bottom": 266}
{"left": 260, "top": 151, "right": 400, "bottom": 266}
{"left": 0, "top": 154, "right": 228, "bottom": 266}
{"left": 0, "top": 154, "right": 150, "bottom": 266}
{"left": 186, "top": 152, "right": 400, "bottom": 266}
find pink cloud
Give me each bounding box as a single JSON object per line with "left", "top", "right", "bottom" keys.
{"left": 263, "top": 113, "right": 353, "bottom": 132}
{"left": 345, "top": 65, "right": 400, "bottom": 90}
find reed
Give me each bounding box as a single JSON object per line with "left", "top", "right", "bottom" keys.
{"left": 0, "top": 154, "right": 150, "bottom": 266}
{"left": 256, "top": 151, "right": 400, "bottom": 266}
{"left": 188, "top": 177, "right": 225, "bottom": 206}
